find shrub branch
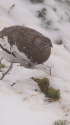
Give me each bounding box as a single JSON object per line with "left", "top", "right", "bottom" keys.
{"left": 0, "top": 57, "right": 3, "bottom": 64}
{"left": 0, "top": 62, "right": 13, "bottom": 80}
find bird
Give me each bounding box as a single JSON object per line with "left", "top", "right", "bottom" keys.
{"left": 0, "top": 25, "right": 52, "bottom": 68}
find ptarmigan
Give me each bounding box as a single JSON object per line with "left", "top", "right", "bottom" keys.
{"left": 0, "top": 26, "right": 52, "bottom": 67}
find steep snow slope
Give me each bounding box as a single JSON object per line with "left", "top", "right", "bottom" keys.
{"left": 0, "top": 0, "right": 70, "bottom": 125}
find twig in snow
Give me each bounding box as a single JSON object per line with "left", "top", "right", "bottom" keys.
{"left": 0, "top": 62, "right": 13, "bottom": 80}
{"left": 47, "top": 65, "right": 54, "bottom": 76}
{"left": 10, "top": 4, "right": 15, "bottom": 9}
{"left": 0, "top": 57, "right": 3, "bottom": 64}
{"left": 11, "top": 83, "right": 16, "bottom": 86}
{"left": 8, "top": 4, "right": 15, "bottom": 13}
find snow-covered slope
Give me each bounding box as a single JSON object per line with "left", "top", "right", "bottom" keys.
{"left": 0, "top": 0, "right": 70, "bottom": 125}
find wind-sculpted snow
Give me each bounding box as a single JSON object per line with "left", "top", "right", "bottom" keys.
{"left": 0, "top": 0, "right": 70, "bottom": 125}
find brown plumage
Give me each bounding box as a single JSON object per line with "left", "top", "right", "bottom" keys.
{"left": 0, "top": 26, "right": 52, "bottom": 67}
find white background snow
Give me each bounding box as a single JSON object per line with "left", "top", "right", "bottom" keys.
{"left": 0, "top": 0, "right": 70, "bottom": 125}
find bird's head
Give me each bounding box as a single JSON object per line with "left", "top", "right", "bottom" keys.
{"left": 44, "top": 37, "right": 53, "bottom": 48}
{"left": 34, "top": 36, "right": 53, "bottom": 51}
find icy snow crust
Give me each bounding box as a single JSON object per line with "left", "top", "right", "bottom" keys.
{"left": 0, "top": 0, "right": 70, "bottom": 125}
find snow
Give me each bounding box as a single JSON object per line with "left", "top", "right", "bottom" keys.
{"left": 0, "top": 0, "right": 70, "bottom": 125}
{"left": 0, "top": 93, "right": 61, "bottom": 125}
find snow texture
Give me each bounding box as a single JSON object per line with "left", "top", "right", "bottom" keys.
{"left": 0, "top": 0, "right": 70, "bottom": 125}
